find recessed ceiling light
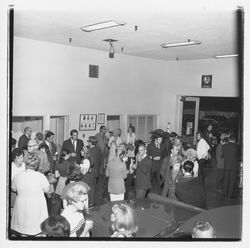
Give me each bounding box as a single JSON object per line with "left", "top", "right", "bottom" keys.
{"left": 214, "top": 54, "right": 239, "bottom": 59}
{"left": 80, "top": 20, "right": 126, "bottom": 32}
{"left": 161, "top": 40, "right": 201, "bottom": 48}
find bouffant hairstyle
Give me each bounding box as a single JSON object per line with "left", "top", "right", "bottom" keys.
{"left": 169, "top": 154, "right": 183, "bottom": 168}
{"left": 41, "top": 215, "right": 70, "bottom": 237}
{"left": 65, "top": 166, "right": 83, "bottom": 185}
{"left": 192, "top": 220, "right": 216, "bottom": 238}
{"left": 35, "top": 132, "right": 44, "bottom": 141}
{"left": 87, "top": 136, "right": 97, "bottom": 146}
{"left": 39, "top": 143, "right": 49, "bottom": 153}
{"left": 12, "top": 148, "right": 24, "bottom": 161}
{"left": 186, "top": 148, "right": 197, "bottom": 162}
{"left": 111, "top": 203, "right": 138, "bottom": 235}
{"left": 25, "top": 154, "right": 40, "bottom": 171}
{"left": 64, "top": 182, "right": 90, "bottom": 204}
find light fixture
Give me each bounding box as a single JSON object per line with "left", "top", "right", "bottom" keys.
{"left": 103, "top": 39, "right": 117, "bottom": 59}
{"left": 161, "top": 39, "right": 201, "bottom": 48}
{"left": 80, "top": 20, "right": 126, "bottom": 32}
{"left": 213, "top": 54, "right": 239, "bottom": 59}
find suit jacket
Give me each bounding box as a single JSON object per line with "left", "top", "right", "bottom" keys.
{"left": 175, "top": 176, "right": 207, "bottom": 209}
{"left": 87, "top": 145, "right": 102, "bottom": 178}
{"left": 135, "top": 155, "right": 152, "bottom": 190}
{"left": 18, "top": 134, "right": 30, "bottom": 150}
{"left": 61, "top": 138, "right": 84, "bottom": 164}
{"left": 147, "top": 142, "right": 166, "bottom": 172}
{"left": 221, "top": 142, "right": 240, "bottom": 171}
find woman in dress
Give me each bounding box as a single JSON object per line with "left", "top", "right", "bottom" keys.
{"left": 11, "top": 153, "right": 50, "bottom": 236}
{"left": 108, "top": 128, "right": 123, "bottom": 162}
{"left": 106, "top": 143, "right": 127, "bottom": 201}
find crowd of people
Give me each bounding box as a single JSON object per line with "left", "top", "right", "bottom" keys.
{"left": 10, "top": 123, "right": 241, "bottom": 238}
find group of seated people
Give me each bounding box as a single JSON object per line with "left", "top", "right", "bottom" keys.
{"left": 10, "top": 124, "right": 239, "bottom": 238}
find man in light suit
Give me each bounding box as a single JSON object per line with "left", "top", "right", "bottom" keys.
{"left": 18, "top": 127, "right": 32, "bottom": 150}
{"left": 61, "top": 129, "right": 84, "bottom": 165}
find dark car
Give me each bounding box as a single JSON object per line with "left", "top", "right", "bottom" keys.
{"left": 89, "top": 193, "right": 241, "bottom": 240}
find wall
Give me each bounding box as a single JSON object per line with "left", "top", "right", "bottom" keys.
{"left": 13, "top": 37, "right": 239, "bottom": 141}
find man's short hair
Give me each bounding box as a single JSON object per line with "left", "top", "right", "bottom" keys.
{"left": 183, "top": 160, "right": 194, "bottom": 173}
{"left": 70, "top": 129, "right": 78, "bottom": 136}
{"left": 45, "top": 131, "right": 54, "bottom": 140}
{"left": 100, "top": 125, "right": 106, "bottom": 132}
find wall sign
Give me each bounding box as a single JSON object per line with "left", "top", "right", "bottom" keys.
{"left": 79, "top": 114, "right": 97, "bottom": 131}
{"left": 201, "top": 75, "right": 212, "bottom": 88}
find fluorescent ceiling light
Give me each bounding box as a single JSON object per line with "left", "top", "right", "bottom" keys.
{"left": 214, "top": 54, "right": 239, "bottom": 59}
{"left": 161, "top": 40, "right": 201, "bottom": 48}
{"left": 80, "top": 20, "right": 126, "bottom": 32}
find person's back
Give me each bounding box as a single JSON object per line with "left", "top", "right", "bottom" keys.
{"left": 175, "top": 177, "right": 207, "bottom": 209}
{"left": 222, "top": 142, "right": 239, "bottom": 171}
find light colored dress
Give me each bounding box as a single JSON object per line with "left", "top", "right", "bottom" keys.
{"left": 11, "top": 169, "right": 50, "bottom": 235}
{"left": 126, "top": 133, "right": 136, "bottom": 158}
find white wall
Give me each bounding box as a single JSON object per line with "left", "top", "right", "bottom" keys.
{"left": 13, "top": 37, "right": 239, "bottom": 141}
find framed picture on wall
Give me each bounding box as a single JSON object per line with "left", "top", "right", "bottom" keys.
{"left": 201, "top": 75, "right": 212, "bottom": 88}
{"left": 79, "top": 114, "right": 97, "bottom": 131}
{"left": 98, "top": 113, "right": 105, "bottom": 124}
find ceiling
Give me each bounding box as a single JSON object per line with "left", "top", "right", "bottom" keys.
{"left": 13, "top": 0, "right": 242, "bottom": 61}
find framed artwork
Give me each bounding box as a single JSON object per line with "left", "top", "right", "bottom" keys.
{"left": 79, "top": 114, "right": 97, "bottom": 131}
{"left": 98, "top": 113, "right": 105, "bottom": 124}
{"left": 201, "top": 75, "right": 212, "bottom": 88}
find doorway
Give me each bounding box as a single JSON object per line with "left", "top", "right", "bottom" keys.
{"left": 180, "top": 97, "right": 200, "bottom": 145}
{"left": 107, "top": 115, "right": 121, "bottom": 133}
{"left": 50, "top": 116, "right": 69, "bottom": 151}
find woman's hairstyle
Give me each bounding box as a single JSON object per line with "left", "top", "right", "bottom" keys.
{"left": 186, "top": 148, "right": 197, "bottom": 161}
{"left": 183, "top": 160, "right": 194, "bottom": 173}
{"left": 41, "top": 215, "right": 70, "bottom": 237}
{"left": 182, "top": 142, "right": 192, "bottom": 151}
{"left": 35, "top": 132, "right": 44, "bottom": 141}
{"left": 196, "top": 130, "right": 205, "bottom": 138}
{"left": 39, "top": 143, "right": 49, "bottom": 153}
{"left": 87, "top": 136, "right": 97, "bottom": 146}
{"left": 25, "top": 153, "right": 40, "bottom": 171}
{"left": 65, "top": 166, "right": 83, "bottom": 185}
{"left": 59, "top": 149, "right": 70, "bottom": 164}
{"left": 64, "top": 182, "right": 90, "bottom": 204}
{"left": 12, "top": 148, "right": 24, "bottom": 161}
{"left": 115, "top": 143, "right": 127, "bottom": 157}
{"left": 169, "top": 154, "right": 183, "bottom": 169}
{"left": 111, "top": 203, "right": 138, "bottom": 235}
{"left": 192, "top": 220, "right": 216, "bottom": 238}
{"left": 128, "top": 124, "right": 135, "bottom": 133}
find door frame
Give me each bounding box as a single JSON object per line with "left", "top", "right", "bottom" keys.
{"left": 179, "top": 96, "right": 200, "bottom": 145}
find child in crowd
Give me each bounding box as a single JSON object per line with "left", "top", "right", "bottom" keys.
{"left": 40, "top": 215, "right": 70, "bottom": 237}
{"left": 192, "top": 220, "right": 216, "bottom": 238}
{"left": 110, "top": 203, "right": 138, "bottom": 238}
{"left": 60, "top": 182, "right": 93, "bottom": 237}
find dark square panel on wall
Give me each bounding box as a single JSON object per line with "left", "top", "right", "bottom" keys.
{"left": 89, "top": 64, "right": 99, "bottom": 78}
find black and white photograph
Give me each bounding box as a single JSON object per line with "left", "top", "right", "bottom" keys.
{"left": 1, "top": 0, "right": 248, "bottom": 246}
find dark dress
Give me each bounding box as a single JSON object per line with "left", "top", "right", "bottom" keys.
{"left": 221, "top": 142, "right": 240, "bottom": 197}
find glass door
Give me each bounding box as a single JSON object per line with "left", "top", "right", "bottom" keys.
{"left": 180, "top": 97, "right": 200, "bottom": 145}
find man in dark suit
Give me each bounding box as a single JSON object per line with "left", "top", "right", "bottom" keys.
{"left": 41, "top": 131, "right": 57, "bottom": 172}
{"left": 221, "top": 134, "right": 240, "bottom": 198}
{"left": 61, "top": 129, "right": 84, "bottom": 165}
{"left": 82, "top": 136, "right": 102, "bottom": 207}
{"left": 147, "top": 133, "right": 166, "bottom": 194}
{"left": 18, "top": 127, "right": 32, "bottom": 150}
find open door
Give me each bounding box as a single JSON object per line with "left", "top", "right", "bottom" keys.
{"left": 180, "top": 97, "right": 200, "bottom": 145}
